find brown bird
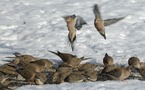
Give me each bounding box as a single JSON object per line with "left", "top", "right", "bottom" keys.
{"left": 127, "top": 57, "right": 143, "bottom": 80}
{"left": 103, "top": 53, "right": 114, "bottom": 66}
{"left": 0, "top": 63, "right": 18, "bottom": 77}
{"left": 128, "top": 57, "right": 141, "bottom": 69}
{"left": 48, "top": 50, "right": 76, "bottom": 62}
{"left": 34, "top": 73, "right": 47, "bottom": 85}
{"left": 105, "top": 67, "right": 131, "bottom": 81}
{"left": 30, "top": 59, "right": 55, "bottom": 72}
{"left": 65, "top": 72, "right": 84, "bottom": 83}
{"left": 7, "top": 54, "right": 38, "bottom": 64}
{"left": 66, "top": 57, "right": 82, "bottom": 69}
{"left": 18, "top": 60, "right": 46, "bottom": 73}
{"left": 52, "top": 67, "right": 72, "bottom": 83}
{"left": 83, "top": 69, "right": 98, "bottom": 82}
{"left": 101, "top": 65, "right": 118, "bottom": 74}
{"left": 93, "top": 4, "right": 106, "bottom": 39}
{"left": 16, "top": 67, "right": 36, "bottom": 83}
{"left": 78, "top": 63, "right": 97, "bottom": 71}
{"left": 63, "top": 14, "right": 77, "bottom": 51}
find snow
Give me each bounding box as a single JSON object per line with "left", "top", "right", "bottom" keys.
{"left": 0, "top": 0, "right": 145, "bottom": 89}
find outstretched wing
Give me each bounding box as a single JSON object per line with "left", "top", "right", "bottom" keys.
{"left": 75, "top": 16, "right": 87, "bottom": 30}
{"left": 104, "top": 17, "right": 125, "bottom": 26}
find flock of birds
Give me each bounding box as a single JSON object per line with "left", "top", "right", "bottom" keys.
{"left": 0, "top": 3, "right": 142, "bottom": 90}
{"left": 0, "top": 51, "right": 145, "bottom": 90}
{"left": 63, "top": 4, "right": 124, "bottom": 51}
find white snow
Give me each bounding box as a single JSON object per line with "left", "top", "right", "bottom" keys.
{"left": 0, "top": 0, "right": 145, "bottom": 89}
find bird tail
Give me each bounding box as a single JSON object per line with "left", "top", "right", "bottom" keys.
{"left": 93, "top": 4, "right": 101, "bottom": 18}
{"left": 100, "top": 31, "right": 106, "bottom": 40}
{"left": 68, "top": 32, "right": 76, "bottom": 51}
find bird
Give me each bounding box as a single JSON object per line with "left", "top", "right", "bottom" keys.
{"left": 34, "top": 73, "right": 47, "bottom": 85}
{"left": 18, "top": 60, "right": 46, "bottom": 73}
{"left": 100, "top": 65, "right": 118, "bottom": 74}
{"left": 16, "top": 67, "right": 36, "bottom": 83}
{"left": 66, "top": 57, "right": 82, "bottom": 69}
{"left": 63, "top": 14, "right": 77, "bottom": 51}
{"left": 78, "top": 63, "right": 97, "bottom": 71}
{"left": 48, "top": 50, "right": 77, "bottom": 62}
{"left": 52, "top": 67, "right": 72, "bottom": 84}
{"left": 93, "top": 4, "right": 106, "bottom": 39}
{"left": 6, "top": 53, "right": 38, "bottom": 63}
{"left": 30, "top": 59, "right": 55, "bottom": 72}
{"left": 0, "top": 63, "right": 18, "bottom": 77}
{"left": 128, "top": 57, "right": 141, "bottom": 69}
{"left": 103, "top": 53, "right": 114, "bottom": 66}
{"left": 77, "top": 63, "right": 98, "bottom": 82}
{"left": 104, "top": 67, "right": 131, "bottom": 81}
{"left": 65, "top": 72, "right": 84, "bottom": 83}
{"left": 127, "top": 57, "right": 143, "bottom": 80}
{"left": 83, "top": 69, "right": 98, "bottom": 82}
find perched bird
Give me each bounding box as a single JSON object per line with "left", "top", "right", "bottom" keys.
{"left": 127, "top": 57, "right": 143, "bottom": 80}
{"left": 105, "top": 67, "right": 131, "bottom": 81}
{"left": 93, "top": 4, "right": 106, "bottom": 39}
{"left": 101, "top": 65, "right": 118, "bottom": 74}
{"left": 128, "top": 57, "right": 141, "bottom": 69}
{"left": 65, "top": 72, "right": 84, "bottom": 83}
{"left": 30, "top": 59, "right": 55, "bottom": 72}
{"left": 104, "top": 17, "right": 125, "bottom": 26}
{"left": 103, "top": 53, "right": 114, "bottom": 66}
{"left": 18, "top": 60, "right": 46, "bottom": 73}
{"left": 52, "top": 66, "right": 72, "bottom": 84}
{"left": 6, "top": 53, "right": 38, "bottom": 63}
{"left": 48, "top": 50, "right": 76, "bottom": 62}
{"left": 127, "top": 57, "right": 145, "bottom": 79}
{"left": 0, "top": 63, "right": 18, "bottom": 77}
{"left": 63, "top": 14, "right": 77, "bottom": 51}
{"left": 78, "top": 63, "right": 97, "bottom": 71}
{"left": 66, "top": 57, "right": 82, "bottom": 69}
{"left": 75, "top": 16, "right": 87, "bottom": 30}
{"left": 16, "top": 67, "right": 36, "bottom": 83}
{"left": 34, "top": 73, "right": 47, "bottom": 85}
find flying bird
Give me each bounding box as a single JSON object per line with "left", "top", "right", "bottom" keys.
{"left": 63, "top": 14, "right": 77, "bottom": 51}
{"left": 93, "top": 4, "right": 106, "bottom": 39}
{"left": 63, "top": 14, "right": 87, "bottom": 51}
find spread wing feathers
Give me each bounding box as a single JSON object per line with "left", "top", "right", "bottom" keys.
{"left": 104, "top": 17, "right": 125, "bottom": 26}
{"left": 75, "top": 16, "right": 87, "bottom": 30}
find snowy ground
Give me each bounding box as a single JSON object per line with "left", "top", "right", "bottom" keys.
{"left": 0, "top": 0, "right": 145, "bottom": 89}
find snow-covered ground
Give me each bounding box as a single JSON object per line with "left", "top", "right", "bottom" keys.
{"left": 0, "top": 0, "right": 145, "bottom": 89}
